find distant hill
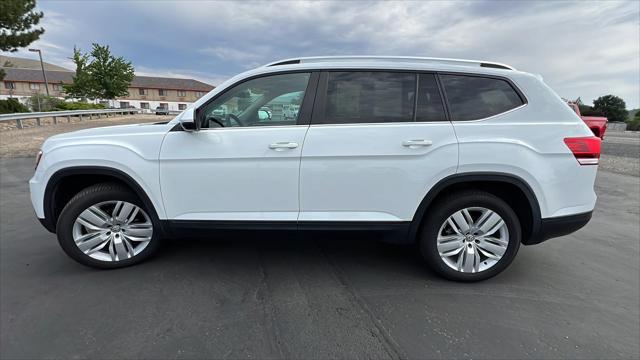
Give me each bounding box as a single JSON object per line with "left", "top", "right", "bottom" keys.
{"left": 0, "top": 55, "right": 71, "bottom": 72}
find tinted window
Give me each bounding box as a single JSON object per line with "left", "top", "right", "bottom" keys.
{"left": 416, "top": 74, "right": 447, "bottom": 122}
{"left": 320, "top": 72, "right": 415, "bottom": 124}
{"left": 200, "top": 73, "right": 310, "bottom": 128}
{"left": 441, "top": 75, "right": 523, "bottom": 121}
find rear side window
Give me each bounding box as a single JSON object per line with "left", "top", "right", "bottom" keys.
{"left": 416, "top": 74, "right": 447, "bottom": 122}
{"left": 441, "top": 75, "right": 524, "bottom": 121}
{"left": 320, "top": 72, "right": 415, "bottom": 124}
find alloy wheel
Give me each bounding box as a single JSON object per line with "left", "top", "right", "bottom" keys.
{"left": 72, "top": 200, "right": 153, "bottom": 262}
{"left": 436, "top": 207, "right": 509, "bottom": 273}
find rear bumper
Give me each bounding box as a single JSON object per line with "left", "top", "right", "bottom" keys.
{"left": 524, "top": 211, "right": 592, "bottom": 245}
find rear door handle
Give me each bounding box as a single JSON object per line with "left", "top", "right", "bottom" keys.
{"left": 402, "top": 139, "right": 433, "bottom": 147}
{"left": 269, "top": 142, "right": 299, "bottom": 150}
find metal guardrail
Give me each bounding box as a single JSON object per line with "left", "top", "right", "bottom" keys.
{"left": 0, "top": 108, "right": 144, "bottom": 129}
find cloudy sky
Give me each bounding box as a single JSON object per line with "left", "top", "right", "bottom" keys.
{"left": 8, "top": 0, "right": 640, "bottom": 108}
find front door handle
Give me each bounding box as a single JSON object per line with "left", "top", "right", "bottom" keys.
{"left": 269, "top": 142, "right": 299, "bottom": 150}
{"left": 402, "top": 139, "right": 433, "bottom": 147}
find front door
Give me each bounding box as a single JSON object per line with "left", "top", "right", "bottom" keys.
{"left": 159, "top": 72, "right": 317, "bottom": 222}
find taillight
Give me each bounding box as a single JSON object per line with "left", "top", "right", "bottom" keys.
{"left": 35, "top": 150, "right": 43, "bottom": 170}
{"left": 564, "top": 136, "right": 601, "bottom": 165}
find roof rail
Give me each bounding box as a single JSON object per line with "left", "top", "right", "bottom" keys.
{"left": 264, "top": 56, "right": 515, "bottom": 70}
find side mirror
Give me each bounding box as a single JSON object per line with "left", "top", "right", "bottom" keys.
{"left": 178, "top": 108, "right": 197, "bottom": 131}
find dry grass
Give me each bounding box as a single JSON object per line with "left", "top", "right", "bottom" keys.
{"left": 0, "top": 114, "right": 173, "bottom": 158}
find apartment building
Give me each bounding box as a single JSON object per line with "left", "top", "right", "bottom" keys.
{"left": 0, "top": 56, "right": 214, "bottom": 111}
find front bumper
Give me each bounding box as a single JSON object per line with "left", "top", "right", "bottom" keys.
{"left": 524, "top": 211, "right": 593, "bottom": 245}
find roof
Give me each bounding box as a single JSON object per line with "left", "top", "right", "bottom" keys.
{"left": 1, "top": 67, "right": 214, "bottom": 91}
{"left": 0, "top": 55, "right": 71, "bottom": 71}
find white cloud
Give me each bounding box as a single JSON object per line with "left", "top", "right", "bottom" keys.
{"left": 13, "top": 0, "right": 639, "bottom": 107}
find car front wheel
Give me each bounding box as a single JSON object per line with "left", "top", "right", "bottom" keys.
{"left": 419, "top": 191, "right": 521, "bottom": 282}
{"left": 56, "top": 183, "right": 160, "bottom": 269}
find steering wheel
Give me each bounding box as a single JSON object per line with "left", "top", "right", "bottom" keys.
{"left": 206, "top": 115, "right": 225, "bottom": 128}
{"left": 226, "top": 113, "right": 245, "bottom": 127}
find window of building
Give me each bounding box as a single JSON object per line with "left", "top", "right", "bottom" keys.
{"left": 200, "top": 72, "right": 310, "bottom": 128}
{"left": 178, "top": 103, "right": 187, "bottom": 110}
{"left": 318, "top": 72, "right": 415, "bottom": 124}
{"left": 178, "top": 90, "right": 187, "bottom": 97}
{"left": 29, "top": 83, "right": 40, "bottom": 90}
{"left": 140, "top": 102, "right": 149, "bottom": 109}
{"left": 52, "top": 84, "right": 63, "bottom": 91}
{"left": 159, "top": 103, "right": 168, "bottom": 109}
{"left": 119, "top": 102, "right": 130, "bottom": 108}
{"left": 3, "top": 82, "right": 16, "bottom": 89}
{"left": 440, "top": 75, "right": 524, "bottom": 121}
{"left": 138, "top": 88, "right": 147, "bottom": 95}
{"left": 159, "top": 89, "right": 167, "bottom": 96}
{"left": 196, "top": 91, "right": 206, "bottom": 98}
{"left": 416, "top": 74, "right": 447, "bottom": 122}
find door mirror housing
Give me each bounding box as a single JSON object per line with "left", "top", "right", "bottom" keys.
{"left": 178, "top": 108, "right": 197, "bottom": 131}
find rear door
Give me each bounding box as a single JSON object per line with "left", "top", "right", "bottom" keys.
{"left": 299, "top": 71, "right": 458, "bottom": 223}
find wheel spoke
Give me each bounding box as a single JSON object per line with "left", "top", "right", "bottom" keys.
{"left": 112, "top": 236, "right": 130, "bottom": 260}
{"left": 438, "top": 236, "right": 465, "bottom": 255}
{"left": 123, "top": 223, "right": 153, "bottom": 239}
{"left": 451, "top": 211, "right": 471, "bottom": 233}
{"left": 113, "top": 201, "right": 136, "bottom": 224}
{"left": 76, "top": 232, "right": 108, "bottom": 252}
{"left": 77, "top": 207, "right": 110, "bottom": 230}
{"left": 476, "top": 239, "right": 507, "bottom": 259}
{"left": 476, "top": 210, "right": 502, "bottom": 235}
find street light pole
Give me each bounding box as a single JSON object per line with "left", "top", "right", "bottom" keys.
{"left": 28, "top": 48, "right": 50, "bottom": 96}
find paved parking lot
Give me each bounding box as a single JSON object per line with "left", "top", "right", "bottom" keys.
{"left": 1, "top": 142, "right": 639, "bottom": 359}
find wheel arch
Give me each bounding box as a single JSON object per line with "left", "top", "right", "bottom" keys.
{"left": 43, "top": 166, "right": 164, "bottom": 235}
{"left": 408, "top": 172, "right": 542, "bottom": 245}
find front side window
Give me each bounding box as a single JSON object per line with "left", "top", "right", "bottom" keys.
{"left": 440, "top": 75, "right": 524, "bottom": 121}
{"left": 318, "top": 72, "right": 415, "bottom": 124}
{"left": 199, "top": 72, "right": 310, "bottom": 128}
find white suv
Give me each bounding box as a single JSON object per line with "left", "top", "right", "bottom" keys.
{"left": 29, "top": 56, "right": 601, "bottom": 281}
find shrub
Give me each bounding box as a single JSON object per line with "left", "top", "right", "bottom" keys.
{"left": 55, "top": 102, "right": 105, "bottom": 110}
{"left": 0, "top": 98, "right": 30, "bottom": 114}
{"left": 26, "top": 94, "right": 63, "bottom": 112}
{"left": 626, "top": 111, "right": 640, "bottom": 131}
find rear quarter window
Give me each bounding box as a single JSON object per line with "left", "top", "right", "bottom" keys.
{"left": 441, "top": 75, "right": 524, "bottom": 121}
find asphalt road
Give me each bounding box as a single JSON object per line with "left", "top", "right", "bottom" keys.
{"left": 602, "top": 132, "right": 640, "bottom": 158}
{"left": 1, "top": 158, "right": 639, "bottom": 359}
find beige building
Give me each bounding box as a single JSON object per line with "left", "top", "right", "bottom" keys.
{"left": 1, "top": 56, "right": 214, "bottom": 111}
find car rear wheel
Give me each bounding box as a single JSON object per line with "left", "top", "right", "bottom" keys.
{"left": 56, "top": 183, "right": 160, "bottom": 269}
{"left": 419, "top": 191, "right": 521, "bottom": 282}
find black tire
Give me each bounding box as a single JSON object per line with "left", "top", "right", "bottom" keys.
{"left": 419, "top": 190, "right": 521, "bottom": 282}
{"left": 56, "top": 182, "right": 161, "bottom": 269}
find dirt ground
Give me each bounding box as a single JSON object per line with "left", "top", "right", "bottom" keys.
{"left": 0, "top": 114, "right": 173, "bottom": 158}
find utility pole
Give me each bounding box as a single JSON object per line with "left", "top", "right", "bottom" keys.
{"left": 28, "top": 48, "right": 50, "bottom": 96}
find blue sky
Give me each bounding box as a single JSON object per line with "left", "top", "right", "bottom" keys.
{"left": 8, "top": 0, "right": 640, "bottom": 108}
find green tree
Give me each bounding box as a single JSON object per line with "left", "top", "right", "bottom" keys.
{"left": 627, "top": 110, "right": 640, "bottom": 131}
{"left": 63, "top": 43, "right": 134, "bottom": 102}
{"left": 593, "top": 95, "right": 628, "bottom": 123}
{"left": 87, "top": 43, "right": 134, "bottom": 100}
{"left": 0, "top": 0, "right": 45, "bottom": 80}
{"left": 63, "top": 47, "right": 95, "bottom": 100}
